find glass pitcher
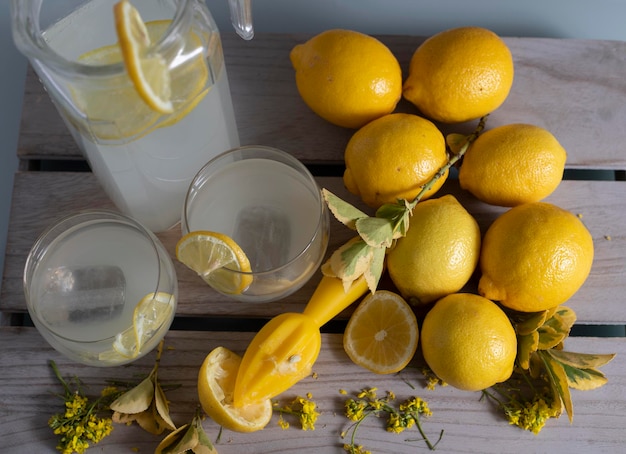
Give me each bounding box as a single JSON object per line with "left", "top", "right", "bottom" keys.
{"left": 11, "top": 0, "right": 254, "bottom": 233}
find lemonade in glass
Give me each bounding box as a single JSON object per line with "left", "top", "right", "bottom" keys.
{"left": 24, "top": 210, "right": 178, "bottom": 366}
{"left": 11, "top": 0, "right": 240, "bottom": 232}
{"left": 180, "top": 146, "right": 330, "bottom": 302}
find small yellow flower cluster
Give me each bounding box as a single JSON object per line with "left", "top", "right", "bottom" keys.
{"left": 342, "top": 387, "right": 443, "bottom": 452}
{"left": 48, "top": 392, "right": 114, "bottom": 454}
{"left": 274, "top": 395, "right": 320, "bottom": 431}
{"left": 47, "top": 361, "right": 118, "bottom": 454}
{"left": 504, "top": 397, "right": 561, "bottom": 435}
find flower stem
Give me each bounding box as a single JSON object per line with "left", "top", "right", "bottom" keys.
{"left": 49, "top": 360, "right": 72, "bottom": 396}
{"left": 412, "top": 411, "right": 443, "bottom": 450}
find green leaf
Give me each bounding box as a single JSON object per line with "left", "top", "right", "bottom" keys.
{"left": 552, "top": 306, "right": 577, "bottom": 332}
{"left": 109, "top": 374, "right": 154, "bottom": 414}
{"left": 329, "top": 238, "right": 372, "bottom": 283}
{"left": 537, "top": 323, "right": 567, "bottom": 350}
{"left": 515, "top": 310, "right": 548, "bottom": 336}
{"left": 322, "top": 189, "right": 368, "bottom": 230}
{"left": 561, "top": 363, "right": 608, "bottom": 391}
{"left": 155, "top": 379, "right": 176, "bottom": 431}
{"left": 546, "top": 349, "right": 615, "bottom": 369}
{"left": 161, "top": 423, "right": 198, "bottom": 454}
{"left": 539, "top": 351, "right": 574, "bottom": 422}
{"left": 364, "top": 246, "right": 386, "bottom": 294}
{"left": 355, "top": 217, "right": 394, "bottom": 248}
{"left": 517, "top": 331, "right": 539, "bottom": 369}
{"left": 375, "top": 202, "right": 411, "bottom": 238}
{"left": 193, "top": 413, "right": 218, "bottom": 454}
{"left": 446, "top": 133, "right": 469, "bottom": 155}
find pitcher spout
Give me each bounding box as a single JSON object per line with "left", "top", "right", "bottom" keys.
{"left": 228, "top": 0, "right": 254, "bottom": 40}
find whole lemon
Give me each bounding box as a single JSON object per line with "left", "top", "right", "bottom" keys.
{"left": 403, "top": 26, "right": 514, "bottom": 124}
{"left": 387, "top": 195, "right": 481, "bottom": 305}
{"left": 479, "top": 202, "right": 594, "bottom": 312}
{"left": 290, "top": 29, "right": 402, "bottom": 129}
{"left": 459, "top": 124, "right": 567, "bottom": 207}
{"left": 421, "top": 293, "right": 517, "bottom": 391}
{"left": 343, "top": 113, "right": 448, "bottom": 208}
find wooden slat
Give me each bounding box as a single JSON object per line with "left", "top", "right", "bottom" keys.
{"left": 0, "top": 326, "right": 624, "bottom": 453}
{"left": 16, "top": 34, "right": 626, "bottom": 170}
{"left": 2, "top": 171, "right": 625, "bottom": 325}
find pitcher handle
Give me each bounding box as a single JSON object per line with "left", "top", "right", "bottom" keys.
{"left": 228, "top": 0, "right": 254, "bottom": 40}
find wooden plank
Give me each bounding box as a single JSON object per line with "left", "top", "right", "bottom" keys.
{"left": 2, "top": 171, "right": 625, "bottom": 325}
{"left": 16, "top": 34, "right": 626, "bottom": 170}
{"left": 0, "top": 326, "right": 624, "bottom": 453}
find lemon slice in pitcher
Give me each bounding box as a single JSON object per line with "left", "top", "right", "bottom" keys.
{"left": 113, "top": 0, "right": 173, "bottom": 113}
{"left": 176, "top": 231, "right": 253, "bottom": 295}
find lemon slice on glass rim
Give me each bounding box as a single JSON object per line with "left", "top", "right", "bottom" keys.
{"left": 113, "top": 0, "right": 173, "bottom": 113}
{"left": 176, "top": 231, "right": 253, "bottom": 295}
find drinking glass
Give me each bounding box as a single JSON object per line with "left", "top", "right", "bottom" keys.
{"left": 182, "top": 146, "right": 330, "bottom": 302}
{"left": 24, "top": 210, "right": 178, "bottom": 366}
{"left": 11, "top": 0, "right": 240, "bottom": 232}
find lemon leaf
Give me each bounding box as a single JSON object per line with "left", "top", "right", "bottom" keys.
{"left": 551, "top": 306, "right": 577, "bottom": 332}
{"left": 193, "top": 414, "right": 218, "bottom": 454}
{"left": 161, "top": 423, "right": 198, "bottom": 454}
{"left": 109, "top": 374, "right": 154, "bottom": 414}
{"left": 322, "top": 188, "right": 368, "bottom": 230}
{"left": 537, "top": 323, "right": 567, "bottom": 350}
{"left": 446, "top": 133, "right": 469, "bottom": 155}
{"left": 514, "top": 310, "right": 549, "bottom": 336}
{"left": 329, "top": 238, "right": 372, "bottom": 283}
{"left": 375, "top": 201, "right": 411, "bottom": 238}
{"left": 546, "top": 349, "right": 616, "bottom": 369}
{"left": 355, "top": 216, "right": 394, "bottom": 248}
{"left": 155, "top": 380, "right": 176, "bottom": 431}
{"left": 539, "top": 350, "right": 574, "bottom": 422}
{"left": 364, "top": 245, "right": 386, "bottom": 294}
{"left": 156, "top": 424, "right": 191, "bottom": 454}
{"left": 517, "top": 331, "right": 539, "bottom": 370}
{"left": 561, "top": 364, "right": 609, "bottom": 391}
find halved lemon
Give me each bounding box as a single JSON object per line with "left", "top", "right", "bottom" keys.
{"left": 99, "top": 291, "right": 175, "bottom": 361}
{"left": 175, "top": 231, "right": 253, "bottom": 295}
{"left": 114, "top": 0, "right": 173, "bottom": 113}
{"left": 198, "top": 346, "right": 272, "bottom": 432}
{"left": 343, "top": 290, "right": 419, "bottom": 374}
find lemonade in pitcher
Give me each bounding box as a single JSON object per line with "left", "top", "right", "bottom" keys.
{"left": 12, "top": 0, "right": 240, "bottom": 232}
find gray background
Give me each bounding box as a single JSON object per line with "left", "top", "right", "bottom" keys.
{"left": 2, "top": 0, "right": 626, "bottom": 293}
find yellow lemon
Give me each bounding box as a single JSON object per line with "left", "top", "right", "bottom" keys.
{"left": 290, "top": 29, "right": 402, "bottom": 128}
{"left": 343, "top": 291, "right": 419, "bottom": 374}
{"left": 479, "top": 202, "right": 594, "bottom": 312}
{"left": 421, "top": 293, "right": 517, "bottom": 391}
{"left": 459, "top": 124, "right": 567, "bottom": 206}
{"left": 387, "top": 195, "right": 481, "bottom": 305}
{"left": 198, "top": 346, "right": 272, "bottom": 432}
{"left": 403, "top": 26, "right": 514, "bottom": 124}
{"left": 343, "top": 113, "right": 448, "bottom": 208}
